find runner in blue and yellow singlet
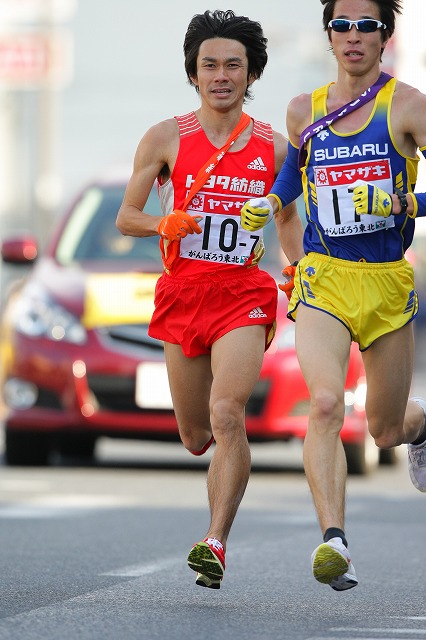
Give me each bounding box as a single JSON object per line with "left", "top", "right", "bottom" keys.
{"left": 241, "top": 0, "right": 426, "bottom": 592}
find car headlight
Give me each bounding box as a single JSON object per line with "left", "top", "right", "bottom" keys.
{"left": 13, "top": 288, "right": 87, "bottom": 344}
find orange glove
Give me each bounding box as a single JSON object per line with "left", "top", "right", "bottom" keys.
{"left": 157, "top": 209, "right": 202, "bottom": 241}
{"left": 278, "top": 263, "right": 298, "bottom": 300}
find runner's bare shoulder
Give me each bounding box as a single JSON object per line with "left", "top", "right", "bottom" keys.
{"left": 287, "top": 93, "right": 312, "bottom": 142}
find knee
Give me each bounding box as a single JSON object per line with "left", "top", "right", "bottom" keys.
{"left": 178, "top": 422, "right": 213, "bottom": 455}
{"left": 373, "top": 433, "right": 404, "bottom": 449}
{"left": 309, "top": 389, "right": 344, "bottom": 434}
{"left": 370, "top": 420, "right": 404, "bottom": 449}
{"left": 210, "top": 398, "right": 244, "bottom": 439}
{"left": 187, "top": 435, "right": 214, "bottom": 456}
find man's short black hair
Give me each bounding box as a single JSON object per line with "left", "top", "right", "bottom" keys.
{"left": 183, "top": 9, "right": 268, "bottom": 101}
{"left": 322, "top": 0, "right": 403, "bottom": 39}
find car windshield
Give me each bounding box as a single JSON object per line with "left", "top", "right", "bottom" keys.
{"left": 55, "top": 185, "right": 163, "bottom": 267}
{"left": 54, "top": 183, "right": 290, "bottom": 279}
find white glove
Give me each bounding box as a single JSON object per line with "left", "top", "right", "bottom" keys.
{"left": 240, "top": 197, "right": 274, "bottom": 231}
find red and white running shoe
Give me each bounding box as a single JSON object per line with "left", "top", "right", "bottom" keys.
{"left": 187, "top": 537, "right": 225, "bottom": 589}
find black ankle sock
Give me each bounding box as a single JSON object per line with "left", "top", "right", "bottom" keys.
{"left": 323, "top": 527, "right": 348, "bottom": 548}
{"left": 411, "top": 430, "right": 426, "bottom": 446}
{"left": 411, "top": 422, "right": 426, "bottom": 446}
{"left": 411, "top": 402, "right": 426, "bottom": 445}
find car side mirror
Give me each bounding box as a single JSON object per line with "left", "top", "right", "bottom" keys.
{"left": 1, "top": 235, "right": 38, "bottom": 264}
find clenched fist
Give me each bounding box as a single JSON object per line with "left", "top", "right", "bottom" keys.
{"left": 240, "top": 197, "right": 274, "bottom": 231}
{"left": 352, "top": 182, "right": 393, "bottom": 218}
{"left": 278, "top": 263, "right": 298, "bottom": 301}
{"left": 157, "top": 209, "right": 202, "bottom": 241}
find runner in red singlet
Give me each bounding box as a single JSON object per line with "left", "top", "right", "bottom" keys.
{"left": 116, "top": 9, "right": 304, "bottom": 589}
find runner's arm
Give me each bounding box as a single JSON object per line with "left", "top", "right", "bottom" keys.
{"left": 387, "top": 84, "right": 426, "bottom": 217}
{"left": 240, "top": 95, "right": 309, "bottom": 230}
{"left": 404, "top": 147, "right": 426, "bottom": 217}
{"left": 116, "top": 120, "right": 177, "bottom": 237}
{"left": 268, "top": 142, "right": 304, "bottom": 210}
{"left": 274, "top": 196, "right": 304, "bottom": 266}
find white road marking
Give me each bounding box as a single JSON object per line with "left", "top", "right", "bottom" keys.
{"left": 332, "top": 628, "right": 426, "bottom": 636}
{"left": 102, "top": 556, "right": 181, "bottom": 577}
{"left": 0, "top": 494, "right": 142, "bottom": 518}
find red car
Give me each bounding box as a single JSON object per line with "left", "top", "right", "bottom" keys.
{"left": 0, "top": 174, "right": 392, "bottom": 473}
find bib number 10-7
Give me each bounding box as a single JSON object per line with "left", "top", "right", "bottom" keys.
{"left": 180, "top": 213, "right": 261, "bottom": 264}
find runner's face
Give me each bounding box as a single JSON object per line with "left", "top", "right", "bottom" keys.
{"left": 329, "top": 0, "right": 389, "bottom": 76}
{"left": 192, "top": 38, "right": 251, "bottom": 111}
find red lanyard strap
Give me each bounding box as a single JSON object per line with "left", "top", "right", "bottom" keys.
{"left": 182, "top": 112, "right": 251, "bottom": 210}
{"left": 159, "top": 112, "right": 251, "bottom": 273}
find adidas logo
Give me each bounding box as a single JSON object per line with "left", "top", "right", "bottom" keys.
{"left": 247, "top": 156, "right": 267, "bottom": 171}
{"left": 248, "top": 306, "right": 267, "bottom": 318}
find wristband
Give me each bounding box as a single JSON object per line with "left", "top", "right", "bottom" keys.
{"left": 407, "top": 193, "right": 418, "bottom": 219}
{"left": 267, "top": 193, "right": 283, "bottom": 211}
{"left": 395, "top": 188, "right": 408, "bottom": 215}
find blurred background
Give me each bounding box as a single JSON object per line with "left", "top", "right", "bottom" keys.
{"left": 0, "top": 1, "right": 425, "bottom": 469}
{"left": 0, "top": 0, "right": 424, "bottom": 243}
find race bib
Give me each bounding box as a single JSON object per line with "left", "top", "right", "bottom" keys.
{"left": 314, "top": 158, "right": 395, "bottom": 236}
{"left": 180, "top": 213, "right": 262, "bottom": 265}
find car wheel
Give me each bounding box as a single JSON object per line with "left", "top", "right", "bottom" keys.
{"left": 58, "top": 435, "right": 96, "bottom": 460}
{"left": 5, "top": 430, "right": 51, "bottom": 466}
{"left": 344, "top": 433, "right": 380, "bottom": 475}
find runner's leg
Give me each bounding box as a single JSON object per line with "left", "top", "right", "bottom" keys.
{"left": 295, "top": 305, "right": 351, "bottom": 533}
{"left": 164, "top": 342, "right": 213, "bottom": 454}
{"left": 361, "top": 323, "right": 424, "bottom": 447}
{"left": 206, "top": 324, "right": 266, "bottom": 545}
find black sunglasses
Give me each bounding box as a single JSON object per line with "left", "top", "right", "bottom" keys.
{"left": 328, "top": 19, "right": 387, "bottom": 33}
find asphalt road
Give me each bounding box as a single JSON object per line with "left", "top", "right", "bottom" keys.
{"left": 0, "top": 438, "right": 425, "bottom": 640}
{"left": 0, "top": 329, "right": 425, "bottom": 639}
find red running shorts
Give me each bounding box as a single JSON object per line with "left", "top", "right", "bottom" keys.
{"left": 148, "top": 266, "right": 278, "bottom": 357}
